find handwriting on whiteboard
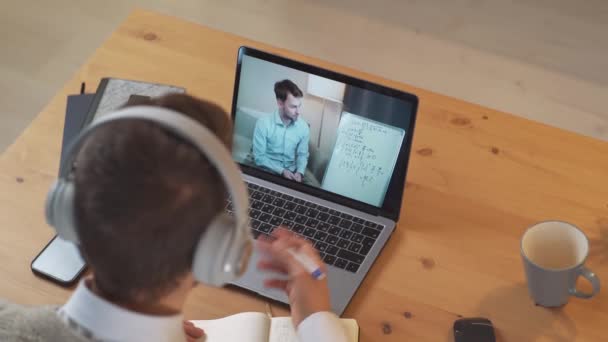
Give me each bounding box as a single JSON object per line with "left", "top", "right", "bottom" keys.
{"left": 336, "top": 121, "right": 389, "bottom": 187}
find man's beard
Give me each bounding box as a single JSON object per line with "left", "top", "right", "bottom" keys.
{"left": 281, "top": 111, "right": 296, "bottom": 123}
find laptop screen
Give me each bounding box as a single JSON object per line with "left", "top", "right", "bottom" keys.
{"left": 232, "top": 51, "right": 416, "bottom": 209}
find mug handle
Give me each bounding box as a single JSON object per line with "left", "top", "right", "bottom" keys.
{"left": 570, "top": 266, "right": 601, "bottom": 299}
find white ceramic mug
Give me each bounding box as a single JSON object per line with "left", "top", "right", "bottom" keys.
{"left": 521, "top": 221, "right": 600, "bottom": 307}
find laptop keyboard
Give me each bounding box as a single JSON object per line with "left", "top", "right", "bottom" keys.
{"left": 225, "top": 181, "right": 385, "bottom": 273}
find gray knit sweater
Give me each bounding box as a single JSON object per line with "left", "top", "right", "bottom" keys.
{"left": 0, "top": 300, "right": 90, "bottom": 342}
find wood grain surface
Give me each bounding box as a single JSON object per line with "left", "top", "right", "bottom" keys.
{"left": 0, "top": 9, "right": 606, "bottom": 341}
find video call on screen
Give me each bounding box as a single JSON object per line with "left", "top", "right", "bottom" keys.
{"left": 232, "top": 55, "right": 413, "bottom": 207}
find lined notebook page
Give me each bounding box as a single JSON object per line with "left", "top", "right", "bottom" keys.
{"left": 191, "top": 312, "right": 270, "bottom": 342}
{"left": 268, "top": 317, "right": 298, "bottom": 342}
{"left": 269, "top": 317, "right": 359, "bottom": 342}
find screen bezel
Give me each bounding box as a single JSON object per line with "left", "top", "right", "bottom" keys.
{"left": 230, "top": 46, "right": 419, "bottom": 221}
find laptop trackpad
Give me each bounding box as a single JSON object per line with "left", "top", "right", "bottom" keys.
{"left": 230, "top": 249, "right": 289, "bottom": 304}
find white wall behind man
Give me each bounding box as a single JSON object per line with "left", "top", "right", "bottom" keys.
{"left": 236, "top": 55, "right": 327, "bottom": 149}
{"left": 237, "top": 55, "right": 308, "bottom": 113}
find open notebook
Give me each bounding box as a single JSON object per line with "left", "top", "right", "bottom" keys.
{"left": 191, "top": 312, "right": 359, "bottom": 342}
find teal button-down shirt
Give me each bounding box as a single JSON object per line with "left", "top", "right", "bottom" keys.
{"left": 252, "top": 111, "right": 310, "bottom": 175}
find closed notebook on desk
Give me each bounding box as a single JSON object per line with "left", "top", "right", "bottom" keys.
{"left": 61, "top": 94, "right": 95, "bottom": 168}
{"left": 191, "top": 312, "right": 359, "bottom": 342}
{"left": 81, "top": 77, "right": 185, "bottom": 129}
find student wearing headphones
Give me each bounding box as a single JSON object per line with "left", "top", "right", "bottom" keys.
{"left": 0, "top": 94, "right": 347, "bottom": 341}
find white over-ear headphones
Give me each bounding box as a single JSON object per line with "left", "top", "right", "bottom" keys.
{"left": 45, "top": 106, "right": 253, "bottom": 286}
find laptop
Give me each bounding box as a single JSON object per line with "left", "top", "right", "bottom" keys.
{"left": 228, "top": 47, "right": 419, "bottom": 315}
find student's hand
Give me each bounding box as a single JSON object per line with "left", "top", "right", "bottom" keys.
{"left": 257, "top": 228, "right": 331, "bottom": 327}
{"left": 183, "top": 321, "right": 204, "bottom": 342}
{"left": 282, "top": 169, "right": 296, "bottom": 180}
{"left": 293, "top": 172, "right": 303, "bottom": 182}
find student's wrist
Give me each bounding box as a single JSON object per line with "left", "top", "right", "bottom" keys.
{"left": 296, "top": 307, "right": 331, "bottom": 326}
{"left": 291, "top": 277, "right": 331, "bottom": 326}
{"left": 296, "top": 311, "right": 341, "bottom": 333}
{"left": 296, "top": 311, "right": 347, "bottom": 342}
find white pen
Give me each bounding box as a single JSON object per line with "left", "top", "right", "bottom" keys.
{"left": 286, "top": 248, "right": 326, "bottom": 280}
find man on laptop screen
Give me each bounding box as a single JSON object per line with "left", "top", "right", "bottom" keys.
{"left": 252, "top": 79, "right": 310, "bottom": 183}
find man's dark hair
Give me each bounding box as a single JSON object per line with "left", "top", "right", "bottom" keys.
{"left": 73, "top": 93, "right": 233, "bottom": 304}
{"left": 274, "top": 79, "right": 303, "bottom": 101}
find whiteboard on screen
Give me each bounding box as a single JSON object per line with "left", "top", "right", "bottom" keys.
{"left": 321, "top": 112, "right": 405, "bottom": 206}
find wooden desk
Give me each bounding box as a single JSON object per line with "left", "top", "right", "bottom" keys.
{"left": 1, "top": 9, "right": 606, "bottom": 341}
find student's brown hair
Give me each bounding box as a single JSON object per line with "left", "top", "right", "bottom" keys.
{"left": 274, "top": 79, "right": 303, "bottom": 101}
{"left": 73, "top": 93, "right": 233, "bottom": 304}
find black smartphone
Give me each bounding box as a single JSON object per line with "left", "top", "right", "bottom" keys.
{"left": 453, "top": 317, "right": 496, "bottom": 342}
{"left": 31, "top": 236, "right": 87, "bottom": 286}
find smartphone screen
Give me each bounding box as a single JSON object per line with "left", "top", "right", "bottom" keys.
{"left": 31, "top": 236, "right": 86, "bottom": 285}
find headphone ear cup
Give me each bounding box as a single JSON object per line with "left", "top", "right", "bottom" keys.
{"left": 192, "top": 214, "right": 239, "bottom": 286}
{"left": 45, "top": 180, "right": 80, "bottom": 243}
{"left": 45, "top": 180, "right": 60, "bottom": 228}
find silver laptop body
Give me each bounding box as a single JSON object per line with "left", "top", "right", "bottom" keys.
{"left": 228, "top": 47, "right": 418, "bottom": 315}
